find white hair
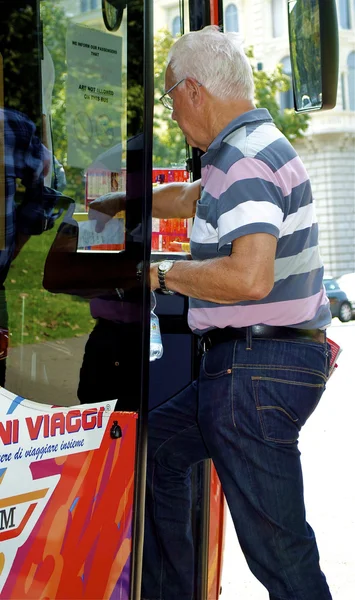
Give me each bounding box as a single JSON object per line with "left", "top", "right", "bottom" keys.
{"left": 167, "top": 26, "right": 254, "bottom": 102}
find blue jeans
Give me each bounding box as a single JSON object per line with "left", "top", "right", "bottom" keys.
{"left": 142, "top": 337, "right": 332, "bottom": 600}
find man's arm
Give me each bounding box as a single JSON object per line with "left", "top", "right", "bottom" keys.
{"left": 151, "top": 233, "right": 277, "bottom": 304}
{"left": 88, "top": 179, "right": 201, "bottom": 230}
{"left": 152, "top": 179, "right": 200, "bottom": 218}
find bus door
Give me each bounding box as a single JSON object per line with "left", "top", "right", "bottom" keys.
{"left": 0, "top": 1, "right": 153, "bottom": 598}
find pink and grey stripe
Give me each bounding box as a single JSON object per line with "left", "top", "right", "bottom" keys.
{"left": 188, "top": 109, "right": 331, "bottom": 334}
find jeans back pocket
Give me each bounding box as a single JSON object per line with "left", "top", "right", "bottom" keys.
{"left": 252, "top": 374, "right": 325, "bottom": 444}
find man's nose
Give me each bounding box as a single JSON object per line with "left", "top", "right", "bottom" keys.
{"left": 171, "top": 108, "right": 177, "bottom": 121}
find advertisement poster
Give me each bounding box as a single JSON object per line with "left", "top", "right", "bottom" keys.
{"left": 0, "top": 389, "right": 137, "bottom": 599}
{"left": 66, "top": 24, "right": 122, "bottom": 169}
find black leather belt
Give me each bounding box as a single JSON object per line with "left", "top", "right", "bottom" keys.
{"left": 201, "top": 325, "right": 326, "bottom": 350}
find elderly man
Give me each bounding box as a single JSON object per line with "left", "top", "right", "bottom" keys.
{"left": 142, "top": 26, "right": 332, "bottom": 600}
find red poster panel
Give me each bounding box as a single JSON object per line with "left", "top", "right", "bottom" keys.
{"left": 0, "top": 390, "right": 137, "bottom": 600}
{"left": 207, "top": 463, "right": 226, "bottom": 599}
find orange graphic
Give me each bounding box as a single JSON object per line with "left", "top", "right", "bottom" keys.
{"left": 0, "top": 489, "right": 49, "bottom": 509}
{"left": 1, "top": 411, "right": 137, "bottom": 600}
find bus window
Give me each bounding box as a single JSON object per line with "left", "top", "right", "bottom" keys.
{"left": 153, "top": 0, "right": 192, "bottom": 257}
{"left": 0, "top": 0, "right": 151, "bottom": 411}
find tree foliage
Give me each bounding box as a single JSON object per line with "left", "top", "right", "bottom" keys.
{"left": 41, "top": 2, "right": 69, "bottom": 164}
{"left": 153, "top": 30, "right": 187, "bottom": 167}
{"left": 0, "top": 2, "right": 43, "bottom": 128}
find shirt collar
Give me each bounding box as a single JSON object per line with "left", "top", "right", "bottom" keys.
{"left": 202, "top": 108, "right": 273, "bottom": 164}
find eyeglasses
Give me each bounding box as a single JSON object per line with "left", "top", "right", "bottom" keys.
{"left": 159, "top": 78, "right": 186, "bottom": 110}
{"left": 159, "top": 78, "right": 203, "bottom": 110}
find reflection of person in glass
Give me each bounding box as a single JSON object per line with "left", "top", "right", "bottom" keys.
{"left": 110, "top": 171, "right": 119, "bottom": 192}
{"left": 0, "top": 107, "right": 51, "bottom": 385}
{"left": 76, "top": 130, "right": 200, "bottom": 405}
{"left": 77, "top": 135, "right": 139, "bottom": 405}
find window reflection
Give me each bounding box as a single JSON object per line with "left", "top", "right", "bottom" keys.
{"left": 288, "top": 0, "right": 322, "bottom": 112}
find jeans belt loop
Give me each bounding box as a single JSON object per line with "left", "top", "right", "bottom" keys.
{"left": 246, "top": 325, "right": 252, "bottom": 350}
{"left": 198, "top": 335, "right": 209, "bottom": 354}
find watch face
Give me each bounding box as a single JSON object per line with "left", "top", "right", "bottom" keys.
{"left": 102, "top": 0, "right": 123, "bottom": 32}
{"left": 159, "top": 260, "right": 173, "bottom": 273}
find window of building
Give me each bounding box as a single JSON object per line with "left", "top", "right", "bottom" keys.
{"left": 348, "top": 51, "right": 355, "bottom": 110}
{"left": 225, "top": 4, "right": 239, "bottom": 33}
{"left": 91, "top": 0, "right": 98, "bottom": 9}
{"left": 339, "top": 0, "right": 351, "bottom": 29}
{"left": 80, "top": 0, "right": 89, "bottom": 12}
{"left": 341, "top": 73, "right": 347, "bottom": 110}
{"left": 271, "top": 0, "right": 285, "bottom": 37}
{"left": 280, "top": 56, "right": 293, "bottom": 111}
{"left": 172, "top": 15, "right": 181, "bottom": 37}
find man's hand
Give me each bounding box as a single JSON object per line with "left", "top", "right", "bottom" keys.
{"left": 88, "top": 192, "right": 126, "bottom": 232}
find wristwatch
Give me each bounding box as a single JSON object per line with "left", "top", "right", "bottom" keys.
{"left": 157, "top": 260, "right": 175, "bottom": 295}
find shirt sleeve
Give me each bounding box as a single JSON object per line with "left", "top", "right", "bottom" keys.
{"left": 216, "top": 156, "right": 285, "bottom": 250}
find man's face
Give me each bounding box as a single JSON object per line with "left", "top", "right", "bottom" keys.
{"left": 164, "top": 65, "right": 200, "bottom": 148}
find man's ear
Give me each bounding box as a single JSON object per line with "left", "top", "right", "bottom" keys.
{"left": 185, "top": 77, "right": 203, "bottom": 106}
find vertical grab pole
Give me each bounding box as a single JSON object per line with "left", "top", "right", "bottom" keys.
{"left": 129, "top": 0, "right": 154, "bottom": 598}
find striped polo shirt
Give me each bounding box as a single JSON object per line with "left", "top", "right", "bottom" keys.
{"left": 188, "top": 108, "right": 331, "bottom": 334}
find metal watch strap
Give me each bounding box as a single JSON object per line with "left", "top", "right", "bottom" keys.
{"left": 158, "top": 262, "right": 175, "bottom": 295}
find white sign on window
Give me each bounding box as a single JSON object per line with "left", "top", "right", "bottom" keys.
{"left": 66, "top": 24, "right": 122, "bottom": 169}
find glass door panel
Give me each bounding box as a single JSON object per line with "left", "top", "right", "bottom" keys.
{"left": 0, "top": 0, "right": 151, "bottom": 410}
{"left": 152, "top": 0, "right": 192, "bottom": 257}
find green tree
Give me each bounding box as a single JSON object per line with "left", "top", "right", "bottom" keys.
{"left": 153, "top": 30, "right": 310, "bottom": 167}
{"left": 0, "top": 2, "right": 43, "bottom": 128}
{"left": 41, "top": 2, "right": 69, "bottom": 163}
{"left": 153, "top": 30, "right": 187, "bottom": 167}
